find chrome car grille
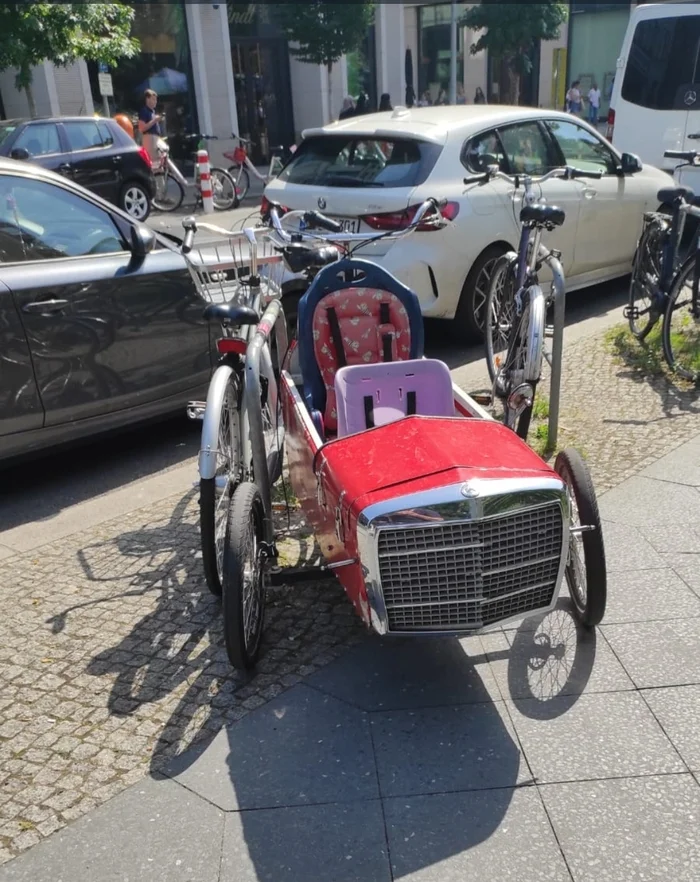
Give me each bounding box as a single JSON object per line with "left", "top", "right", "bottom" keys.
{"left": 376, "top": 503, "right": 563, "bottom": 632}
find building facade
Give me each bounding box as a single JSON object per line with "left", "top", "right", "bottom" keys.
{"left": 0, "top": 1, "right": 655, "bottom": 166}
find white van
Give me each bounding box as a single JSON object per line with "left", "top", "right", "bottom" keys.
{"left": 608, "top": 2, "right": 700, "bottom": 189}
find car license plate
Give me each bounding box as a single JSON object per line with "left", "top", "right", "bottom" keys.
{"left": 335, "top": 217, "right": 361, "bottom": 234}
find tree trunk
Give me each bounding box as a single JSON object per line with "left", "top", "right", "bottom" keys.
{"left": 24, "top": 81, "right": 37, "bottom": 119}
{"left": 499, "top": 56, "right": 521, "bottom": 106}
{"left": 327, "top": 61, "right": 333, "bottom": 123}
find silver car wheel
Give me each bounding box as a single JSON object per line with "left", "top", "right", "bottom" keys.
{"left": 123, "top": 185, "right": 149, "bottom": 220}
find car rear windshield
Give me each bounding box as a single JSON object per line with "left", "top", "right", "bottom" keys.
{"left": 277, "top": 136, "right": 442, "bottom": 188}
{"left": 622, "top": 15, "right": 700, "bottom": 110}
{"left": 0, "top": 126, "right": 17, "bottom": 147}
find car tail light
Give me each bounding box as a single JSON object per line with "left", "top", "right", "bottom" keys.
{"left": 606, "top": 108, "right": 615, "bottom": 140}
{"left": 361, "top": 201, "right": 459, "bottom": 232}
{"left": 260, "top": 195, "right": 289, "bottom": 219}
{"left": 138, "top": 146, "right": 152, "bottom": 169}
{"left": 217, "top": 338, "right": 247, "bottom": 355}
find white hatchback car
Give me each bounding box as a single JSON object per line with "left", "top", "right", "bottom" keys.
{"left": 264, "top": 105, "right": 671, "bottom": 338}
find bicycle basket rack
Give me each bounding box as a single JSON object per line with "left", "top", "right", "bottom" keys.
{"left": 183, "top": 228, "right": 285, "bottom": 306}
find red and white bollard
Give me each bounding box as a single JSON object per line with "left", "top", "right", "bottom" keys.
{"left": 197, "top": 149, "right": 214, "bottom": 214}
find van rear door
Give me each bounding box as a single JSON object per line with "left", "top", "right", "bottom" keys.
{"left": 615, "top": 8, "right": 700, "bottom": 188}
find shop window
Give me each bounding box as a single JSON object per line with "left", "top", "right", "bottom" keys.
{"left": 87, "top": 3, "right": 196, "bottom": 146}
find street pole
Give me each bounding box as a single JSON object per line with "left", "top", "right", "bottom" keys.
{"left": 449, "top": 0, "right": 457, "bottom": 104}
{"left": 102, "top": 95, "right": 110, "bottom": 118}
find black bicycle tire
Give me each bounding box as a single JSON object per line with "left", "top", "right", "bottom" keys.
{"left": 485, "top": 253, "right": 519, "bottom": 385}
{"left": 222, "top": 482, "right": 266, "bottom": 670}
{"left": 152, "top": 173, "right": 185, "bottom": 212}
{"left": 200, "top": 375, "right": 241, "bottom": 597}
{"left": 554, "top": 448, "right": 607, "bottom": 628}
{"left": 210, "top": 167, "right": 237, "bottom": 211}
{"left": 662, "top": 253, "right": 700, "bottom": 383}
{"left": 228, "top": 165, "right": 250, "bottom": 201}
{"left": 629, "top": 215, "right": 667, "bottom": 340}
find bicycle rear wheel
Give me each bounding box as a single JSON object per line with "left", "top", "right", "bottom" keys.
{"left": 629, "top": 213, "right": 667, "bottom": 340}
{"left": 152, "top": 172, "right": 185, "bottom": 212}
{"left": 228, "top": 165, "right": 250, "bottom": 201}
{"left": 662, "top": 255, "right": 700, "bottom": 383}
{"left": 200, "top": 370, "right": 241, "bottom": 597}
{"left": 485, "top": 253, "right": 518, "bottom": 386}
{"left": 210, "top": 167, "right": 237, "bottom": 211}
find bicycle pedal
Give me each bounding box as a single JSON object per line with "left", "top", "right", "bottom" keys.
{"left": 622, "top": 306, "right": 639, "bottom": 320}
{"left": 544, "top": 324, "right": 554, "bottom": 337}
{"left": 186, "top": 401, "right": 206, "bottom": 421}
{"left": 470, "top": 390, "right": 493, "bottom": 406}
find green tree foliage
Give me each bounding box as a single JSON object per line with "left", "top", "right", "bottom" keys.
{"left": 271, "top": 2, "right": 375, "bottom": 72}
{"left": 0, "top": 3, "right": 139, "bottom": 117}
{"left": 463, "top": 2, "right": 567, "bottom": 105}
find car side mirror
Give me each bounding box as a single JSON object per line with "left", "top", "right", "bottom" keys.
{"left": 130, "top": 224, "right": 156, "bottom": 258}
{"left": 10, "top": 147, "right": 30, "bottom": 161}
{"left": 619, "top": 152, "right": 642, "bottom": 175}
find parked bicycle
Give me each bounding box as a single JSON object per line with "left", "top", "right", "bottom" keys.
{"left": 152, "top": 133, "right": 237, "bottom": 213}
{"left": 180, "top": 217, "right": 287, "bottom": 666}
{"left": 223, "top": 135, "right": 295, "bottom": 202}
{"left": 464, "top": 163, "right": 602, "bottom": 439}
{"left": 625, "top": 149, "right": 700, "bottom": 383}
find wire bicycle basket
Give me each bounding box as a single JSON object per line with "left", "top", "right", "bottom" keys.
{"left": 183, "top": 226, "right": 285, "bottom": 307}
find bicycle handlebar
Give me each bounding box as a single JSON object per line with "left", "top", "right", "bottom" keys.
{"left": 182, "top": 216, "right": 197, "bottom": 254}
{"left": 463, "top": 165, "right": 603, "bottom": 186}
{"left": 302, "top": 210, "right": 344, "bottom": 234}
{"left": 664, "top": 149, "right": 699, "bottom": 163}
{"left": 265, "top": 198, "right": 444, "bottom": 244}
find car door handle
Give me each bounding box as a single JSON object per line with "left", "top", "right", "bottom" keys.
{"left": 582, "top": 187, "right": 597, "bottom": 199}
{"left": 22, "top": 299, "right": 69, "bottom": 314}
{"left": 688, "top": 133, "right": 700, "bottom": 140}
{"left": 112, "top": 155, "right": 123, "bottom": 164}
{"left": 57, "top": 163, "right": 72, "bottom": 174}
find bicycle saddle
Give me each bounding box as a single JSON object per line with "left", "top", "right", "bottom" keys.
{"left": 520, "top": 203, "right": 566, "bottom": 228}
{"left": 203, "top": 303, "right": 260, "bottom": 326}
{"left": 282, "top": 242, "right": 340, "bottom": 274}
{"left": 657, "top": 185, "right": 700, "bottom": 205}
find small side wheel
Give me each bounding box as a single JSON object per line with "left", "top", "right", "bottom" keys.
{"left": 120, "top": 180, "right": 152, "bottom": 220}
{"left": 222, "top": 482, "right": 267, "bottom": 670}
{"left": 228, "top": 165, "right": 250, "bottom": 201}
{"left": 453, "top": 244, "right": 507, "bottom": 341}
{"left": 554, "top": 448, "right": 607, "bottom": 628}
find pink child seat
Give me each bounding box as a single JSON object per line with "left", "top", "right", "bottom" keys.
{"left": 334, "top": 358, "right": 455, "bottom": 437}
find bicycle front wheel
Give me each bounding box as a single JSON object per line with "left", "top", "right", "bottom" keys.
{"left": 152, "top": 172, "right": 184, "bottom": 212}
{"left": 485, "top": 253, "right": 518, "bottom": 385}
{"left": 662, "top": 255, "right": 700, "bottom": 383}
{"left": 629, "top": 214, "right": 667, "bottom": 340}
{"left": 210, "top": 167, "right": 237, "bottom": 211}
{"left": 200, "top": 370, "right": 241, "bottom": 597}
{"left": 228, "top": 165, "right": 250, "bottom": 201}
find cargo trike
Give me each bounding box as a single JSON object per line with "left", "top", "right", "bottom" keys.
{"left": 181, "top": 198, "right": 607, "bottom": 670}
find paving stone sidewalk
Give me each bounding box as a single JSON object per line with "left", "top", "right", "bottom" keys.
{"left": 0, "top": 327, "right": 698, "bottom": 876}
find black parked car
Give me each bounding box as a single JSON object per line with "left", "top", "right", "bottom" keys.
{"left": 0, "top": 157, "right": 213, "bottom": 463}
{"left": 0, "top": 116, "right": 156, "bottom": 221}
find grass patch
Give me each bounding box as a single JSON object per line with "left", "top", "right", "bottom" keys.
{"left": 604, "top": 322, "right": 667, "bottom": 378}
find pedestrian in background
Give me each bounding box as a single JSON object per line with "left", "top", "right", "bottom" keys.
{"left": 587, "top": 82, "right": 601, "bottom": 126}
{"left": 474, "top": 86, "right": 487, "bottom": 105}
{"left": 339, "top": 96, "right": 355, "bottom": 120}
{"left": 354, "top": 92, "right": 369, "bottom": 116}
{"left": 565, "top": 81, "right": 582, "bottom": 115}
{"left": 138, "top": 89, "right": 162, "bottom": 162}
{"left": 379, "top": 93, "right": 393, "bottom": 112}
